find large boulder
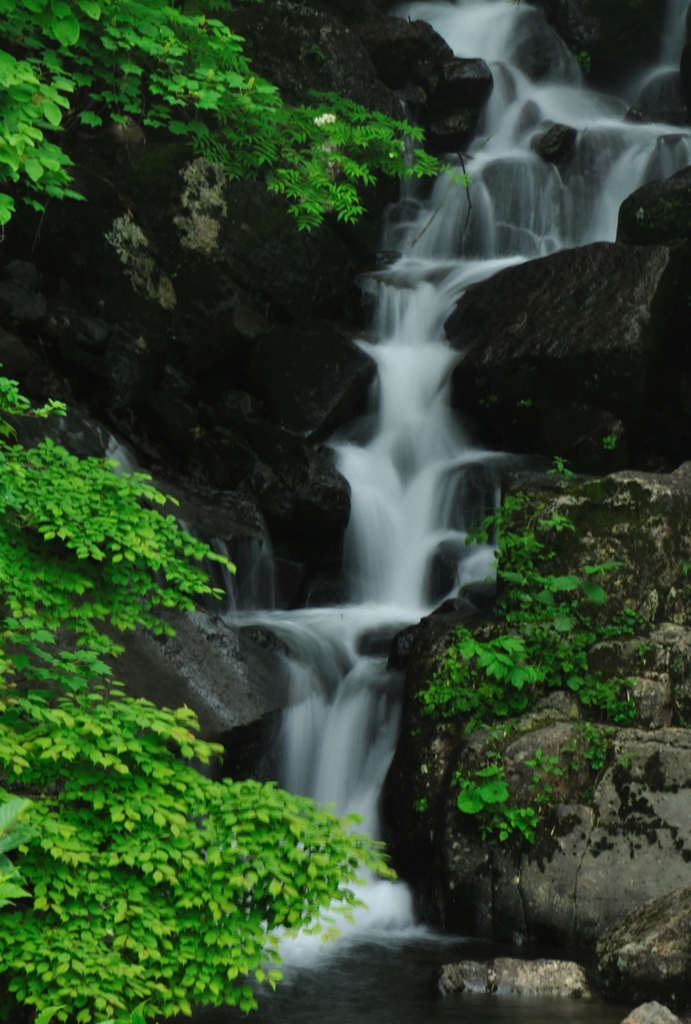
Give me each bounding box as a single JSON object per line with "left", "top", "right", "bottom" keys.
{"left": 384, "top": 465, "right": 691, "bottom": 947}
{"left": 116, "top": 609, "right": 291, "bottom": 741}
{"left": 531, "top": 0, "right": 667, "bottom": 83}
{"left": 447, "top": 242, "right": 685, "bottom": 470}
{"left": 225, "top": 0, "right": 397, "bottom": 114}
{"left": 356, "top": 16, "right": 453, "bottom": 90}
{"left": 357, "top": 17, "right": 493, "bottom": 153}
{"left": 597, "top": 887, "right": 691, "bottom": 1011}
{"left": 246, "top": 319, "right": 376, "bottom": 440}
{"left": 618, "top": 167, "right": 691, "bottom": 247}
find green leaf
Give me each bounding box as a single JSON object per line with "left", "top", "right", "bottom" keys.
{"left": 51, "top": 12, "right": 80, "bottom": 44}
{"left": 579, "top": 579, "right": 606, "bottom": 604}
{"left": 76, "top": 0, "right": 100, "bottom": 17}
{"left": 35, "top": 1007, "right": 64, "bottom": 1024}
{"left": 41, "top": 100, "right": 63, "bottom": 127}
{"left": 23, "top": 159, "right": 44, "bottom": 183}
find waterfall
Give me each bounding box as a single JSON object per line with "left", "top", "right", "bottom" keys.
{"left": 225, "top": 0, "right": 691, "bottom": 953}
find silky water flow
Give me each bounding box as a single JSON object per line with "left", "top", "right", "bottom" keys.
{"left": 212, "top": 0, "right": 691, "bottom": 1016}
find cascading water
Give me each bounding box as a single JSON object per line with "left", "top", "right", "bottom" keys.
{"left": 225, "top": 0, "right": 691, "bottom": 970}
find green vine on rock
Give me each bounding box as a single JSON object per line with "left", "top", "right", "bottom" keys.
{"left": 417, "top": 462, "right": 642, "bottom": 844}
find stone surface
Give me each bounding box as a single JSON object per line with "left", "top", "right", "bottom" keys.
{"left": 618, "top": 167, "right": 691, "bottom": 247}
{"left": 598, "top": 887, "right": 691, "bottom": 1010}
{"left": 356, "top": 16, "right": 453, "bottom": 90}
{"left": 499, "top": 466, "right": 691, "bottom": 626}
{"left": 116, "top": 610, "right": 291, "bottom": 740}
{"left": 384, "top": 464, "right": 691, "bottom": 947}
{"left": 447, "top": 242, "right": 683, "bottom": 468}
{"left": 430, "top": 58, "right": 494, "bottom": 111}
{"left": 620, "top": 1004, "right": 682, "bottom": 1024}
{"left": 226, "top": 0, "right": 397, "bottom": 114}
{"left": 531, "top": 0, "right": 666, "bottom": 83}
{"left": 246, "top": 319, "right": 376, "bottom": 440}
{"left": 532, "top": 123, "right": 577, "bottom": 163}
{"left": 437, "top": 957, "right": 592, "bottom": 997}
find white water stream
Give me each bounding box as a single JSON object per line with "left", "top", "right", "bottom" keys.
{"left": 224, "top": 0, "right": 691, "bottom": 956}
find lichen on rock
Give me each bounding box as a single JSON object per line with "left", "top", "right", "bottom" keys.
{"left": 174, "top": 158, "right": 228, "bottom": 256}
{"left": 104, "top": 214, "right": 177, "bottom": 309}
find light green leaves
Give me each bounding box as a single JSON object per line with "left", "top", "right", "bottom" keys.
{"left": 1, "top": 0, "right": 443, "bottom": 229}
{"left": 0, "top": 373, "right": 385, "bottom": 1023}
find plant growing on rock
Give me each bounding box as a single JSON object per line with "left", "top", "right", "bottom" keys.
{"left": 0, "top": 0, "right": 445, "bottom": 228}
{"left": 418, "top": 470, "right": 642, "bottom": 842}
{"left": 0, "top": 372, "right": 390, "bottom": 1022}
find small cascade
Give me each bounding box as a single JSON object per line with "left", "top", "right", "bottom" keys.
{"left": 203, "top": 536, "right": 275, "bottom": 615}
{"left": 222, "top": 0, "right": 691, "bottom": 959}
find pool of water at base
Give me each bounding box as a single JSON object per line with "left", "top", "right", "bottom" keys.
{"left": 193, "top": 934, "right": 630, "bottom": 1024}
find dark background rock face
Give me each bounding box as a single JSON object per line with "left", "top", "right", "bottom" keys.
{"left": 246, "top": 319, "right": 376, "bottom": 440}
{"left": 446, "top": 241, "right": 688, "bottom": 471}
{"left": 531, "top": 0, "right": 667, "bottom": 84}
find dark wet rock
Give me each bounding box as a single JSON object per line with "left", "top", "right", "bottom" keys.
{"left": 217, "top": 179, "right": 370, "bottom": 324}
{"left": 143, "top": 391, "right": 199, "bottom": 450}
{"left": 246, "top": 319, "right": 376, "bottom": 441}
{"left": 531, "top": 0, "right": 666, "bottom": 83}
{"left": 300, "top": 572, "right": 347, "bottom": 608}
{"left": 537, "top": 403, "right": 628, "bottom": 475}
{"left": 682, "top": 45, "right": 691, "bottom": 121}
{"left": 530, "top": 0, "right": 600, "bottom": 53}
{"left": 356, "top": 16, "right": 453, "bottom": 90}
{"left": 618, "top": 167, "right": 691, "bottom": 247}
{"left": 430, "top": 58, "right": 494, "bottom": 111}
{"left": 193, "top": 428, "right": 259, "bottom": 491}
{"left": 188, "top": 417, "right": 351, "bottom": 551}
{"left": 357, "top": 624, "right": 401, "bottom": 658}
{"left": 598, "top": 886, "right": 691, "bottom": 1010}
{"left": 0, "top": 262, "right": 47, "bottom": 322}
{"left": 436, "top": 958, "right": 592, "bottom": 997}
{"left": 425, "top": 111, "right": 479, "bottom": 154}
{"left": 511, "top": 16, "right": 575, "bottom": 83}
{"left": 634, "top": 71, "right": 687, "bottom": 128}
{"left": 203, "top": 390, "right": 265, "bottom": 431}
{"left": 237, "top": 625, "right": 290, "bottom": 658}
{"left": 7, "top": 405, "right": 115, "bottom": 460}
{"left": 273, "top": 553, "right": 308, "bottom": 609}
{"left": 41, "top": 304, "right": 164, "bottom": 408}
{"left": 0, "top": 326, "right": 34, "bottom": 378}
{"left": 447, "top": 242, "right": 684, "bottom": 469}
{"left": 226, "top": 0, "right": 397, "bottom": 114}
{"left": 532, "top": 123, "right": 577, "bottom": 163}
{"left": 243, "top": 418, "right": 351, "bottom": 545}
{"left": 117, "top": 609, "right": 291, "bottom": 739}
{"left": 620, "top": 1004, "right": 682, "bottom": 1024}
{"left": 217, "top": 715, "right": 271, "bottom": 783}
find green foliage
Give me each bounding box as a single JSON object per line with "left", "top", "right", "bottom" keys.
{"left": 454, "top": 748, "right": 538, "bottom": 844}
{"left": 572, "top": 48, "right": 592, "bottom": 73}
{"left": 0, "top": 0, "right": 446, "bottom": 227}
{"left": 417, "top": 461, "right": 642, "bottom": 844}
{"left": 418, "top": 481, "right": 637, "bottom": 730}
{"left": 0, "top": 372, "right": 390, "bottom": 1023}
{"left": 0, "top": 797, "right": 35, "bottom": 909}
{"left": 602, "top": 433, "right": 618, "bottom": 451}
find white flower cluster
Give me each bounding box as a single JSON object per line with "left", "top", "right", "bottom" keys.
{"left": 314, "top": 113, "right": 337, "bottom": 127}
